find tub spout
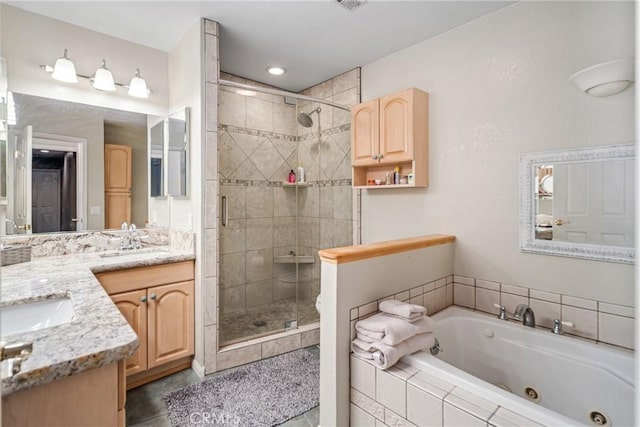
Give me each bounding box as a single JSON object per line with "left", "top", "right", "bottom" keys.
{"left": 514, "top": 304, "right": 535, "bottom": 327}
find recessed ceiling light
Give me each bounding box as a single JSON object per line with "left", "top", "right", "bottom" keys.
{"left": 266, "top": 66, "right": 286, "bottom": 76}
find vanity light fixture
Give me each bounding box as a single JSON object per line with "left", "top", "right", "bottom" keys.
{"left": 569, "top": 58, "right": 635, "bottom": 97}
{"left": 128, "top": 69, "right": 149, "bottom": 98}
{"left": 51, "top": 49, "right": 78, "bottom": 83}
{"left": 40, "top": 49, "right": 151, "bottom": 98}
{"left": 266, "top": 66, "right": 287, "bottom": 76}
{"left": 91, "top": 59, "right": 116, "bottom": 92}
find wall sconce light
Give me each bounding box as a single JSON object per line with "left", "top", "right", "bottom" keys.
{"left": 569, "top": 58, "right": 635, "bottom": 97}
{"left": 41, "top": 48, "right": 151, "bottom": 98}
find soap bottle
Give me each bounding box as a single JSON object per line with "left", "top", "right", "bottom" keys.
{"left": 393, "top": 166, "right": 400, "bottom": 184}
{"left": 297, "top": 166, "right": 305, "bottom": 183}
{"left": 385, "top": 172, "right": 391, "bottom": 185}
{"left": 288, "top": 169, "right": 296, "bottom": 183}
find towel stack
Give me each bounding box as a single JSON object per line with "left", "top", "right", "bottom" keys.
{"left": 351, "top": 300, "right": 436, "bottom": 370}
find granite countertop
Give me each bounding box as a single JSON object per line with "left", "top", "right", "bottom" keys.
{"left": 0, "top": 247, "right": 196, "bottom": 396}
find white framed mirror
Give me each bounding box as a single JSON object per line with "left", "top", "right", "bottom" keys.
{"left": 520, "top": 144, "right": 635, "bottom": 264}
{"left": 149, "top": 119, "right": 165, "bottom": 198}
{"left": 167, "top": 107, "right": 189, "bottom": 198}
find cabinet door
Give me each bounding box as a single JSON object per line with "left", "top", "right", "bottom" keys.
{"left": 147, "top": 280, "right": 194, "bottom": 368}
{"left": 351, "top": 98, "right": 380, "bottom": 166}
{"left": 105, "top": 192, "right": 131, "bottom": 229}
{"left": 379, "top": 89, "right": 414, "bottom": 164}
{"left": 105, "top": 144, "right": 132, "bottom": 191}
{"left": 111, "top": 289, "right": 148, "bottom": 375}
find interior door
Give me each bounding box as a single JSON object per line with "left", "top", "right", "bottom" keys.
{"left": 32, "top": 169, "right": 61, "bottom": 233}
{"left": 553, "top": 160, "right": 634, "bottom": 246}
{"left": 14, "top": 126, "right": 33, "bottom": 234}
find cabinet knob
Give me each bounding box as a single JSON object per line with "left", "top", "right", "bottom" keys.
{"left": 150, "top": 294, "right": 157, "bottom": 300}
{"left": 141, "top": 296, "right": 147, "bottom": 303}
{"left": 372, "top": 154, "right": 378, "bottom": 160}
{"left": 379, "top": 154, "right": 384, "bottom": 159}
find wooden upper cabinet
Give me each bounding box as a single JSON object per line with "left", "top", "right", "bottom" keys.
{"left": 111, "top": 289, "right": 148, "bottom": 376}
{"left": 105, "top": 144, "right": 132, "bottom": 192}
{"left": 147, "top": 281, "right": 194, "bottom": 369}
{"left": 351, "top": 98, "right": 380, "bottom": 166}
{"left": 351, "top": 88, "right": 429, "bottom": 188}
{"left": 379, "top": 89, "right": 414, "bottom": 164}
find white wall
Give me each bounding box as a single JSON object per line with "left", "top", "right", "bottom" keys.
{"left": 166, "top": 20, "right": 204, "bottom": 368}
{"left": 360, "top": 1, "right": 635, "bottom": 305}
{"left": 1, "top": 4, "right": 168, "bottom": 116}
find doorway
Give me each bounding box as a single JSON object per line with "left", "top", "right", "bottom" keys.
{"left": 32, "top": 134, "right": 87, "bottom": 232}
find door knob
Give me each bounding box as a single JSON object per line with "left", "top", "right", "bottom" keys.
{"left": 554, "top": 219, "right": 570, "bottom": 226}
{"left": 16, "top": 224, "right": 31, "bottom": 231}
{"left": 71, "top": 218, "right": 82, "bottom": 223}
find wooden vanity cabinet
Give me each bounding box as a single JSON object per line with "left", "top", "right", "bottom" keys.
{"left": 351, "top": 88, "right": 429, "bottom": 188}
{"left": 96, "top": 261, "right": 195, "bottom": 388}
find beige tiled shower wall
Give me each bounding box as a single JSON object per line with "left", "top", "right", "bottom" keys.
{"left": 451, "top": 275, "right": 635, "bottom": 350}
{"left": 207, "top": 62, "right": 361, "bottom": 370}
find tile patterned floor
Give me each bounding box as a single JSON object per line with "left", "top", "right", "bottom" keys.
{"left": 127, "top": 345, "right": 320, "bottom": 427}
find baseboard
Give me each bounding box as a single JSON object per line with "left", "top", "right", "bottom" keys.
{"left": 191, "top": 358, "right": 205, "bottom": 378}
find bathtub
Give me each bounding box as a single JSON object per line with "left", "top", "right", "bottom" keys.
{"left": 402, "top": 306, "right": 634, "bottom": 426}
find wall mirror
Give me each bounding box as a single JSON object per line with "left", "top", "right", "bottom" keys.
{"left": 0, "top": 58, "right": 7, "bottom": 206}
{"left": 167, "top": 107, "right": 189, "bottom": 198}
{"left": 5, "top": 93, "right": 165, "bottom": 234}
{"left": 149, "top": 120, "right": 165, "bottom": 198}
{"left": 520, "top": 144, "right": 635, "bottom": 264}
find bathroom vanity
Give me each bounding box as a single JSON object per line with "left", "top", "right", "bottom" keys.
{"left": 0, "top": 244, "right": 195, "bottom": 426}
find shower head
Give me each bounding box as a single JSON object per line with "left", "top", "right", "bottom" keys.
{"left": 297, "top": 107, "right": 321, "bottom": 128}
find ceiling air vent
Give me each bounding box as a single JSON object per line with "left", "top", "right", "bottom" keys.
{"left": 335, "top": 0, "right": 367, "bottom": 12}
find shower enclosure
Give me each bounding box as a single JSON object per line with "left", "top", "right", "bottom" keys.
{"left": 218, "top": 77, "right": 353, "bottom": 345}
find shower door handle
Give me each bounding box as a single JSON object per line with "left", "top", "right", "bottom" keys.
{"left": 221, "top": 196, "right": 228, "bottom": 227}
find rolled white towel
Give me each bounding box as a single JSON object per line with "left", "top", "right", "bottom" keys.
{"left": 379, "top": 300, "right": 426, "bottom": 322}
{"left": 355, "top": 313, "right": 433, "bottom": 346}
{"left": 351, "top": 332, "right": 436, "bottom": 370}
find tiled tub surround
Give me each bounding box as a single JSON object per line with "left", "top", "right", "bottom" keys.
{"left": 318, "top": 234, "right": 456, "bottom": 427}
{"left": 217, "top": 69, "right": 360, "bottom": 346}
{"left": 350, "top": 306, "right": 634, "bottom": 426}
{"left": 0, "top": 246, "right": 194, "bottom": 395}
{"left": 451, "top": 275, "right": 635, "bottom": 350}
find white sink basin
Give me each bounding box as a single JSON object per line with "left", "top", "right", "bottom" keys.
{"left": 1, "top": 297, "right": 75, "bottom": 337}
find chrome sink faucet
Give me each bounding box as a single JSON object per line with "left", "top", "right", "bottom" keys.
{"left": 120, "top": 222, "right": 140, "bottom": 250}
{"left": 514, "top": 304, "right": 536, "bottom": 328}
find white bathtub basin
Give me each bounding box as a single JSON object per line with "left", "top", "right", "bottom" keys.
{"left": 1, "top": 297, "right": 75, "bottom": 337}
{"left": 403, "top": 306, "right": 634, "bottom": 426}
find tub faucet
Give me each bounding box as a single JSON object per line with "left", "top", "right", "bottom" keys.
{"left": 514, "top": 304, "right": 536, "bottom": 328}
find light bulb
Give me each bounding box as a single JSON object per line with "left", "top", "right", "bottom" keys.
{"left": 91, "top": 59, "right": 116, "bottom": 91}
{"left": 51, "top": 49, "right": 78, "bottom": 83}
{"left": 128, "top": 68, "right": 149, "bottom": 98}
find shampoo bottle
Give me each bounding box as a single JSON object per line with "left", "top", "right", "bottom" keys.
{"left": 297, "top": 166, "right": 305, "bottom": 183}
{"left": 288, "top": 169, "right": 296, "bottom": 183}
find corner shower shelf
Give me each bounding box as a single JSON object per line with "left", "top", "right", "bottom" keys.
{"left": 274, "top": 255, "right": 315, "bottom": 264}
{"left": 282, "top": 182, "right": 310, "bottom": 188}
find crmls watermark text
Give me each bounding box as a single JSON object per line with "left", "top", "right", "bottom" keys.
{"left": 189, "top": 411, "right": 241, "bottom": 425}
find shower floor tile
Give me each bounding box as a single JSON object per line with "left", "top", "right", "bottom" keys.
{"left": 219, "top": 298, "right": 319, "bottom": 345}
